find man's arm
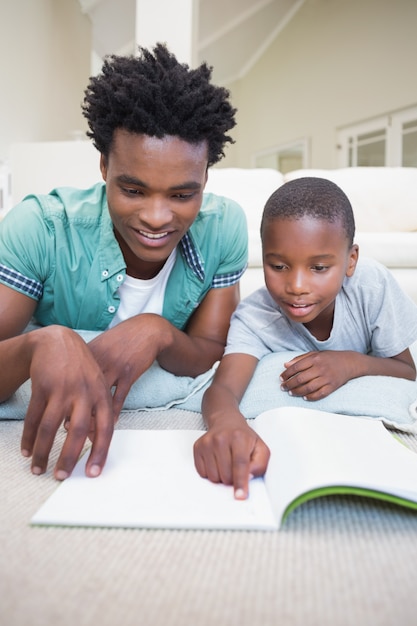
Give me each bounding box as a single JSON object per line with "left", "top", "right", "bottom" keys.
{"left": 160, "top": 283, "right": 241, "bottom": 374}
{"left": 0, "top": 326, "right": 114, "bottom": 479}
{"left": 193, "top": 352, "right": 270, "bottom": 500}
{"left": 0, "top": 284, "right": 114, "bottom": 479}
{"left": 87, "top": 283, "right": 241, "bottom": 417}
{"left": 0, "top": 284, "right": 37, "bottom": 341}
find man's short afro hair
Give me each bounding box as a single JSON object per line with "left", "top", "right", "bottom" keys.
{"left": 82, "top": 43, "right": 237, "bottom": 167}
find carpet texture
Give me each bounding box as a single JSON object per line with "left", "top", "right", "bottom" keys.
{"left": 2, "top": 408, "right": 417, "bottom": 626}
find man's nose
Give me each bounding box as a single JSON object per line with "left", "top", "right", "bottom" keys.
{"left": 140, "top": 197, "right": 171, "bottom": 229}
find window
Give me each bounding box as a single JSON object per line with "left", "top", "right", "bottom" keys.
{"left": 337, "top": 106, "right": 417, "bottom": 167}
{"left": 253, "top": 139, "right": 309, "bottom": 173}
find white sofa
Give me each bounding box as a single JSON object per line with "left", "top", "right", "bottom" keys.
{"left": 8, "top": 142, "right": 417, "bottom": 303}
{"left": 205, "top": 166, "right": 417, "bottom": 303}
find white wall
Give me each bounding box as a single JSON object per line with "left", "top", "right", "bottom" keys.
{"left": 0, "top": 0, "right": 91, "bottom": 163}
{"left": 223, "top": 0, "right": 417, "bottom": 169}
{"left": 3, "top": 0, "right": 417, "bottom": 174}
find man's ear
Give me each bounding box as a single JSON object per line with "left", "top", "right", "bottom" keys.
{"left": 346, "top": 243, "right": 359, "bottom": 277}
{"left": 100, "top": 154, "right": 108, "bottom": 181}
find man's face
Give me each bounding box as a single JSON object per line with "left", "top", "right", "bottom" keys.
{"left": 101, "top": 129, "right": 208, "bottom": 279}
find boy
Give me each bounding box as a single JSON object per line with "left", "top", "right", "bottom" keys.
{"left": 194, "top": 177, "right": 417, "bottom": 499}
{"left": 0, "top": 44, "right": 247, "bottom": 480}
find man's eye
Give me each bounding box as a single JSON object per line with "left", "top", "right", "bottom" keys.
{"left": 123, "top": 188, "right": 142, "bottom": 195}
{"left": 173, "top": 193, "right": 194, "bottom": 200}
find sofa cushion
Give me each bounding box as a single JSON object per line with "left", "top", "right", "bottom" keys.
{"left": 284, "top": 167, "right": 417, "bottom": 232}
{"left": 205, "top": 167, "right": 283, "bottom": 233}
{"left": 205, "top": 167, "right": 417, "bottom": 297}
{"left": 205, "top": 168, "right": 284, "bottom": 268}
{"left": 356, "top": 232, "right": 417, "bottom": 268}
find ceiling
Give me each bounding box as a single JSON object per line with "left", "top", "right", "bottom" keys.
{"left": 78, "top": 0, "right": 305, "bottom": 84}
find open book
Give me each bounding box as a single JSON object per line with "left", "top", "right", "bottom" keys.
{"left": 31, "top": 406, "right": 417, "bottom": 531}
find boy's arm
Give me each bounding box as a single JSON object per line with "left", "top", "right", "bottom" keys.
{"left": 193, "top": 353, "right": 270, "bottom": 500}
{"left": 280, "top": 348, "right": 416, "bottom": 401}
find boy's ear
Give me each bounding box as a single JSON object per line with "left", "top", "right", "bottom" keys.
{"left": 346, "top": 244, "right": 359, "bottom": 277}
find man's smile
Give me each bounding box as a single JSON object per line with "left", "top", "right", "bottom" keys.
{"left": 139, "top": 230, "right": 170, "bottom": 240}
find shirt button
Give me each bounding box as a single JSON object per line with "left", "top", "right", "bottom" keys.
{"left": 116, "top": 274, "right": 123, "bottom": 282}
{"left": 108, "top": 305, "right": 116, "bottom": 313}
{"left": 102, "top": 270, "right": 109, "bottom": 278}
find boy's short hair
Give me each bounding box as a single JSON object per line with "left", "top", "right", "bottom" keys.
{"left": 261, "top": 177, "right": 356, "bottom": 246}
{"left": 82, "top": 43, "right": 237, "bottom": 167}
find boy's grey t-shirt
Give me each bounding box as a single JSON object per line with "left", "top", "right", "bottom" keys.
{"left": 225, "top": 257, "right": 417, "bottom": 360}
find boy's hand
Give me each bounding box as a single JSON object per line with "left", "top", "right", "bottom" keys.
{"left": 280, "top": 350, "right": 355, "bottom": 400}
{"left": 193, "top": 420, "right": 270, "bottom": 500}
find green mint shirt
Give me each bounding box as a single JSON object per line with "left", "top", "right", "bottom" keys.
{"left": 0, "top": 183, "right": 248, "bottom": 330}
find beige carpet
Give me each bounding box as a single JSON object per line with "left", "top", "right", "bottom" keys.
{"left": 2, "top": 408, "right": 417, "bottom": 626}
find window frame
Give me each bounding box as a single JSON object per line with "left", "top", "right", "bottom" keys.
{"left": 252, "top": 138, "right": 309, "bottom": 173}
{"left": 337, "top": 105, "right": 417, "bottom": 167}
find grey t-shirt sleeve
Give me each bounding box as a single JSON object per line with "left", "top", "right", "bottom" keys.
{"left": 349, "top": 257, "right": 417, "bottom": 357}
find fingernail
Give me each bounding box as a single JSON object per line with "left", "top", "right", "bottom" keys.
{"left": 249, "top": 473, "right": 254, "bottom": 480}
{"left": 235, "top": 488, "right": 246, "bottom": 500}
{"left": 88, "top": 464, "right": 101, "bottom": 477}
{"left": 21, "top": 449, "right": 30, "bottom": 457}
{"left": 55, "top": 469, "right": 69, "bottom": 481}
{"left": 32, "top": 466, "right": 43, "bottom": 475}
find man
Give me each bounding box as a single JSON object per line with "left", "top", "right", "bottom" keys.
{"left": 0, "top": 44, "right": 247, "bottom": 480}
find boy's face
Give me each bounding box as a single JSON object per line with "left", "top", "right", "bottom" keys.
{"left": 101, "top": 129, "right": 208, "bottom": 279}
{"left": 262, "top": 216, "right": 358, "bottom": 335}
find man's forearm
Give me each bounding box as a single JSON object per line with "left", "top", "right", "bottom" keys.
{"left": 0, "top": 333, "right": 33, "bottom": 402}
{"left": 157, "top": 327, "right": 225, "bottom": 377}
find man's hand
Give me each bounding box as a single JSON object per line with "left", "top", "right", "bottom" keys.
{"left": 21, "top": 326, "right": 114, "bottom": 480}
{"left": 87, "top": 314, "right": 170, "bottom": 419}
{"left": 193, "top": 418, "right": 270, "bottom": 500}
{"left": 280, "top": 351, "right": 357, "bottom": 400}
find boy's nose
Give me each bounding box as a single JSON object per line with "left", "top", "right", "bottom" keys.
{"left": 286, "top": 270, "right": 309, "bottom": 294}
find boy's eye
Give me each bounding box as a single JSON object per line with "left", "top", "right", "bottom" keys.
{"left": 272, "top": 264, "right": 287, "bottom": 271}
{"left": 312, "top": 265, "right": 328, "bottom": 272}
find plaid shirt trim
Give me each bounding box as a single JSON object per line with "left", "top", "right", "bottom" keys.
{"left": 179, "top": 233, "right": 205, "bottom": 281}
{"left": 211, "top": 266, "right": 247, "bottom": 288}
{"left": 0, "top": 264, "right": 43, "bottom": 299}
{"left": 179, "top": 233, "right": 246, "bottom": 288}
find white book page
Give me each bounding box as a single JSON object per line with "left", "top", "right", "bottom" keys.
{"left": 252, "top": 406, "right": 417, "bottom": 526}
{"left": 31, "top": 430, "right": 278, "bottom": 531}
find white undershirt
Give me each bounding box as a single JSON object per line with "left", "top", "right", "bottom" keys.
{"left": 108, "top": 249, "right": 177, "bottom": 328}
